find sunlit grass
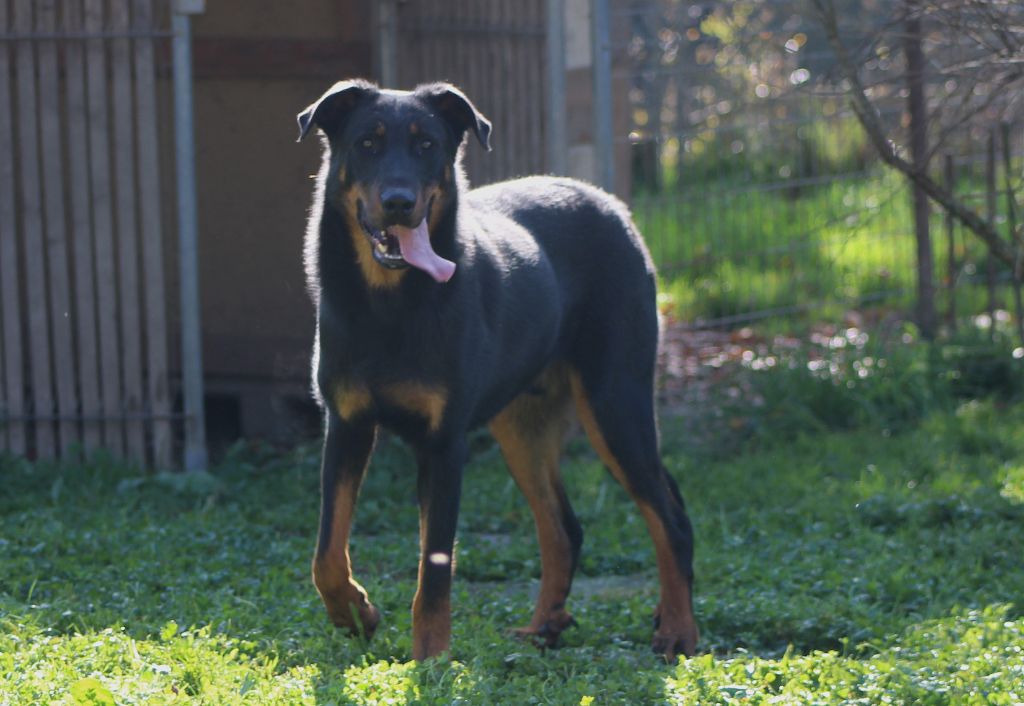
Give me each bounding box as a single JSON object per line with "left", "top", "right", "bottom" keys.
{"left": 2, "top": 342, "right": 1024, "bottom": 703}
{"left": 638, "top": 167, "right": 1010, "bottom": 326}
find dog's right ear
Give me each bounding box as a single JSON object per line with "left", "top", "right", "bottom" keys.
{"left": 297, "top": 79, "right": 377, "bottom": 142}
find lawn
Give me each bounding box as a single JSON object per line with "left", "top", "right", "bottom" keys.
{"left": 636, "top": 165, "right": 1015, "bottom": 328}
{"left": 3, "top": 334, "right": 1024, "bottom": 704}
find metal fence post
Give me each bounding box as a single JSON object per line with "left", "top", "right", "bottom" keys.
{"left": 546, "top": 0, "right": 567, "bottom": 175}
{"left": 591, "top": 0, "right": 614, "bottom": 192}
{"left": 376, "top": 0, "right": 398, "bottom": 88}
{"left": 172, "top": 0, "right": 208, "bottom": 472}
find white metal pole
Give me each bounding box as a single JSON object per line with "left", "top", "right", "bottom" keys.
{"left": 546, "top": 0, "right": 568, "bottom": 175}
{"left": 172, "top": 0, "right": 207, "bottom": 472}
{"left": 591, "top": 0, "right": 614, "bottom": 192}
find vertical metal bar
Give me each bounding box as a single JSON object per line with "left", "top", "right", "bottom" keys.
{"left": 111, "top": 0, "right": 147, "bottom": 463}
{"left": 85, "top": 0, "right": 126, "bottom": 457}
{"left": 37, "top": 0, "right": 79, "bottom": 458}
{"left": 904, "top": 6, "right": 934, "bottom": 339}
{"left": 530, "top": 0, "right": 546, "bottom": 176}
{"left": 591, "top": 0, "right": 614, "bottom": 192}
{"left": 377, "top": 0, "right": 397, "bottom": 87}
{"left": 944, "top": 154, "right": 956, "bottom": 331}
{"left": 134, "top": 0, "right": 173, "bottom": 469}
{"left": 0, "top": 0, "right": 26, "bottom": 454}
{"left": 63, "top": 0, "right": 102, "bottom": 455}
{"left": 1001, "top": 122, "right": 1024, "bottom": 344}
{"left": 986, "top": 130, "right": 997, "bottom": 336}
{"left": 14, "top": 0, "right": 57, "bottom": 458}
{"left": 172, "top": 0, "right": 207, "bottom": 472}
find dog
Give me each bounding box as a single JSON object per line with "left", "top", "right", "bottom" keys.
{"left": 296, "top": 79, "right": 698, "bottom": 661}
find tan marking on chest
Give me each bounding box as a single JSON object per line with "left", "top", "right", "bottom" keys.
{"left": 332, "top": 382, "right": 372, "bottom": 421}
{"left": 342, "top": 194, "right": 405, "bottom": 290}
{"left": 380, "top": 383, "right": 448, "bottom": 432}
{"left": 426, "top": 184, "right": 446, "bottom": 233}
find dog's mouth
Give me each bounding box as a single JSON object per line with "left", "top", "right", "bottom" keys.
{"left": 356, "top": 199, "right": 456, "bottom": 282}
{"left": 358, "top": 202, "right": 408, "bottom": 270}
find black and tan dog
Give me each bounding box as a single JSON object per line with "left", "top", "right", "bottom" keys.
{"left": 297, "top": 79, "right": 698, "bottom": 661}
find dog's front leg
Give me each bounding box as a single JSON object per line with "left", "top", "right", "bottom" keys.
{"left": 411, "top": 439, "right": 466, "bottom": 660}
{"left": 312, "top": 415, "right": 380, "bottom": 638}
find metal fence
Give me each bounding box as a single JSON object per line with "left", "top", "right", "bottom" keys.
{"left": 380, "top": 0, "right": 554, "bottom": 186}
{"left": 609, "top": 0, "right": 1024, "bottom": 331}
{"left": 0, "top": 0, "right": 206, "bottom": 468}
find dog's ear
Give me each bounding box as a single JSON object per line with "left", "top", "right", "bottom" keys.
{"left": 297, "top": 79, "right": 377, "bottom": 142}
{"left": 416, "top": 83, "right": 492, "bottom": 152}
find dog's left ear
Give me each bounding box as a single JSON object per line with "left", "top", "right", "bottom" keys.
{"left": 416, "top": 83, "right": 492, "bottom": 152}
{"left": 297, "top": 79, "right": 377, "bottom": 141}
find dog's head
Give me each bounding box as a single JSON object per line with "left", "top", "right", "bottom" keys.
{"left": 298, "top": 80, "right": 491, "bottom": 283}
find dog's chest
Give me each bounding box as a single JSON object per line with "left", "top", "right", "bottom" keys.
{"left": 319, "top": 293, "right": 456, "bottom": 433}
{"left": 330, "top": 377, "right": 448, "bottom": 433}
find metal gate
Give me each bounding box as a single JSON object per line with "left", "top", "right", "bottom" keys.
{"left": 0, "top": 0, "right": 202, "bottom": 469}
{"left": 379, "top": 0, "right": 558, "bottom": 186}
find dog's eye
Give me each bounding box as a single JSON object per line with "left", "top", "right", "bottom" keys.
{"left": 420, "top": 139, "right": 434, "bottom": 151}
{"left": 360, "top": 137, "right": 375, "bottom": 150}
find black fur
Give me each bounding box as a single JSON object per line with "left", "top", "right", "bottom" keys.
{"left": 298, "top": 80, "right": 697, "bottom": 660}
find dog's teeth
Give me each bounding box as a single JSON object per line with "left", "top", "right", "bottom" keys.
{"left": 376, "top": 241, "right": 387, "bottom": 254}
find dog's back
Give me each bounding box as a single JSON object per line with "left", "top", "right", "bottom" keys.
{"left": 465, "top": 175, "right": 660, "bottom": 375}
{"left": 468, "top": 175, "right": 655, "bottom": 286}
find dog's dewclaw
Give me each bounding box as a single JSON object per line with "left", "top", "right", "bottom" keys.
{"left": 389, "top": 219, "right": 456, "bottom": 282}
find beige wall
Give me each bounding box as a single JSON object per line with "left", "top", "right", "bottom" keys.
{"left": 189, "top": 0, "right": 373, "bottom": 440}
{"left": 191, "top": 2, "right": 372, "bottom": 380}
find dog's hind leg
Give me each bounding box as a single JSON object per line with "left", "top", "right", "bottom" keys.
{"left": 312, "top": 415, "right": 381, "bottom": 639}
{"left": 568, "top": 362, "right": 699, "bottom": 661}
{"left": 490, "top": 365, "right": 582, "bottom": 647}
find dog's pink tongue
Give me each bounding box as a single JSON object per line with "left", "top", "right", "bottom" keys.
{"left": 389, "top": 219, "right": 456, "bottom": 283}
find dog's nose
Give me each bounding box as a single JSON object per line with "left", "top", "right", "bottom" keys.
{"left": 381, "top": 187, "right": 416, "bottom": 219}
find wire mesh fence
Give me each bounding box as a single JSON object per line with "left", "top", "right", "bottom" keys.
{"left": 615, "top": 0, "right": 1024, "bottom": 332}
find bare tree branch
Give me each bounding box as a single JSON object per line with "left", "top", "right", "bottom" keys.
{"left": 811, "top": 0, "right": 1017, "bottom": 270}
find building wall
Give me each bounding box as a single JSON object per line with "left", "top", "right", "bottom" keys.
{"left": 187, "top": 0, "right": 632, "bottom": 447}
{"left": 190, "top": 0, "right": 373, "bottom": 443}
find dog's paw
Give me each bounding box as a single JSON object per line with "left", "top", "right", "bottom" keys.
{"left": 651, "top": 629, "right": 697, "bottom": 662}
{"left": 325, "top": 597, "right": 381, "bottom": 640}
{"left": 652, "top": 605, "right": 698, "bottom": 661}
{"left": 510, "top": 611, "right": 577, "bottom": 649}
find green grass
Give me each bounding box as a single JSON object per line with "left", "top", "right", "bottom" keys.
{"left": 636, "top": 166, "right": 1017, "bottom": 327}
{"left": 3, "top": 347, "right": 1024, "bottom": 703}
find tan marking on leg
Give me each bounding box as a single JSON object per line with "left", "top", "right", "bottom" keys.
{"left": 491, "top": 366, "right": 577, "bottom": 643}
{"left": 640, "top": 503, "right": 699, "bottom": 659}
{"left": 332, "top": 381, "right": 372, "bottom": 421}
{"left": 411, "top": 493, "right": 453, "bottom": 661}
{"left": 380, "top": 382, "right": 448, "bottom": 432}
{"left": 569, "top": 368, "right": 698, "bottom": 659}
{"left": 411, "top": 588, "right": 451, "bottom": 660}
{"left": 338, "top": 163, "right": 346, "bottom": 183}
{"left": 313, "top": 476, "right": 380, "bottom": 636}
